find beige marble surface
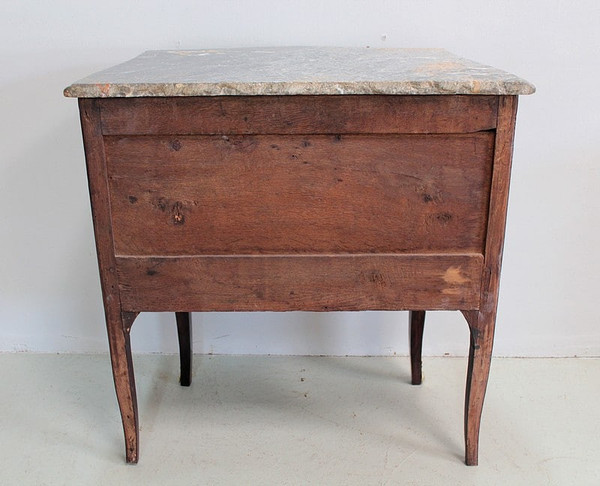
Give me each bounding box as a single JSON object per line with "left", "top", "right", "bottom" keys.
{"left": 64, "top": 47, "right": 535, "bottom": 98}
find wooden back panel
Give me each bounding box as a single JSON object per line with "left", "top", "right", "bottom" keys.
{"left": 99, "top": 95, "right": 498, "bottom": 135}
{"left": 105, "top": 132, "right": 494, "bottom": 256}
{"left": 91, "top": 95, "right": 501, "bottom": 311}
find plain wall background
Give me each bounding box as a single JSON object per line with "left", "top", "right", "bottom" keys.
{"left": 1, "top": 1, "right": 598, "bottom": 356}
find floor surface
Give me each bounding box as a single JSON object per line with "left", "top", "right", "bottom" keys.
{"left": 1, "top": 354, "right": 598, "bottom": 485}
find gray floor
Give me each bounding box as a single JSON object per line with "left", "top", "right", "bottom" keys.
{"left": 1, "top": 354, "right": 598, "bottom": 485}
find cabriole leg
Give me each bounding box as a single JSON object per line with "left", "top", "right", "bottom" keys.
{"left": 409, "top": 310, "right": 426, "bottom": 385}
{"left": 175, "top": 312, "right": 193, "bottom": 386}
{"left": 462, "top": 310, "right": 496, "bottom": 466}
{"left": 106, "top": 311, "right": 139, "bottom": 464}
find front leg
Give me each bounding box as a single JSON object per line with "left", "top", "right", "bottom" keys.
{"left": 462, "top": 310, "right": 496, "bottom": 466}
{"left": 106, "top": 311, "right": 139, "bottom": 463}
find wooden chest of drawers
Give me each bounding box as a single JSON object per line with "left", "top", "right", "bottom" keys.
{"left": 65, "top": 47, "right": 534, "bottom": 465}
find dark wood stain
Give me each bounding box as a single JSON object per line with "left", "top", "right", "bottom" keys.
{"left": 175, "top": 312, "right": 192, "bottom": 387}
{"left": 409, "top": 310, "right": 426, "bottom": 385}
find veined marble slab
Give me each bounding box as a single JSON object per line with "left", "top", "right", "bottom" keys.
{"left": 64, "top": 47, "right": 535, "bottom": 98}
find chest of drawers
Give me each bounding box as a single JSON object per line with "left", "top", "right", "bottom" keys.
{"left": 65, "top": 47, "right": 534, "bottom": 465}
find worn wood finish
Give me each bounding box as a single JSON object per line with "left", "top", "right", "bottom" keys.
{"left": 78, "top": 99, "right": 139, "bottom": 463}
{"left": 409, "top": 311, "right": 426, "bottom": 385}
{"left": 99, "top": 95, "right": 499, "bottom": 136}
{"left": 105, "top": 133, "right": 494, "bottom": 256}
{"left": 116, "top": 254, "right": 484, "bottom": 312}
{"left": 175, "top": 312, "right": 192, "bottom": 386}
{"left": 462, "top": 309, "right": 492, "bottom": 467}
{"left": 461, "top": 95, "right": 518, "bottom": 466}
{"left": 75, "top": 91, "right": 523, "bottom": 465}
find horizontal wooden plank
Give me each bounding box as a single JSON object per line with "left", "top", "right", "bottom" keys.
{"left": 99, "top": 95, "right": 498, "bottom": 135}
{"left": 105, "top": 133, "right": 494, "bottom": 256}
{"left": 116, "top": 253, "right": 484, "bottom": 312}
{"left": 106, "top": 134, "right": 494, "bottom": 256}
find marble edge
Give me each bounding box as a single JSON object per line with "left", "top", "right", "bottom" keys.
{"left": 64, "top": 79, "right": 535, "bottom": 98}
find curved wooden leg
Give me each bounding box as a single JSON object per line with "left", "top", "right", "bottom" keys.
{"left": 462, "top": 310, "right": 496, "bottom": 466}
{"left": 460, "top": 95, "right": 517, "bottom": 466}
{"left": 175, "top": 312, "right": 192, "bottom": 386}
{"left": 107, "top": 311, "right": 139, "bottom": 464}
{"left": 409, "top": 310, "right": 426, "bottom": 385}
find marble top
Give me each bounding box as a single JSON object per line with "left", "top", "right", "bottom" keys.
{"left": 64, "top": 47, "right": 535, "bottom": 98}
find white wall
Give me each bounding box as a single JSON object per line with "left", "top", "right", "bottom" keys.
{"left": 1, "top": 1, "right": 598, "bottom": 356}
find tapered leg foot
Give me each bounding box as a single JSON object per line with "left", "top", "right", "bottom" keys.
{"left": 409, "top": 310, "right": 426, "bottom": 385}
{"left": 107, "top": 311, "right": 139, "bottom": 464}
{"left": 175, "top": 312, "right": 193, "bottom": 386}
{"left": 462, "top": 310, "right": 496, "bottom": 466}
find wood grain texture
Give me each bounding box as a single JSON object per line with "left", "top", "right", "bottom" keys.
{"left": 116, "top": 254, "right": 483, "bottom": 312}
{"left": 463, "top": 310, "right": 495, "bottom": 467}
{"left": 462, "top": 95, "right": 518, "bottom": 466}
{"left": 99, "top": 95, "right": 499, "bottom": 136}
{"left": 78, "top": 99, "right": 139, "bottom": 464}
{"left": 76, "top": 90, "right": 523, "bottom": 466}
{"left": 105, "top": 133, "right": 494, "bottom": 256}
